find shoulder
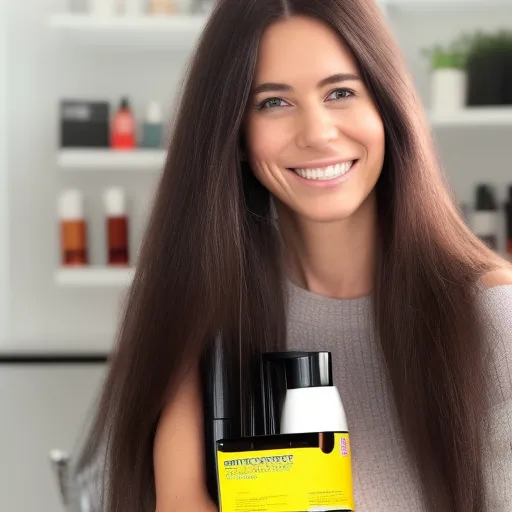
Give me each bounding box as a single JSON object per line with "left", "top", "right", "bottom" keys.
{"left": 480, "top": 267, "right": 512, "bottom": 288}
{"left": 476, "top": 268, "right": 512, "bottom": 407}
{"left": 476, "top": 267, "right": 512, "bottom": 335}
{"left": 478, "top": 269, "right": 512, "bottom": 504}
{"left": 478, "top": 267, "right": 512, "bottom": 330}
{"left": 477, "top": 270, "right": 512, "bottom": 504}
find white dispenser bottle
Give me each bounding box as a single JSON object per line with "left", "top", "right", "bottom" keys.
{"left": 262, "top": 351, "right": 348, "bottom": 435}
{"left": 280, "top": 352, "right": 347, "bottom": 434}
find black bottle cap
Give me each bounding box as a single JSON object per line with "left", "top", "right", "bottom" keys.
{"left": 120, "top": 97, "right": 130, "bottom": 110}
{"left": 475, "top": 184, "right": 497, "bottom": 211}
{"left": 264, "top": 351, "right": 333, "bottom": 389}
{"left": 285, "top": 352, "right": 333, "bottom": 389}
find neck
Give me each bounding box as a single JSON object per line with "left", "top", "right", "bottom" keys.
{"left": 276, "top": 193, "right": 378, "bottom": 299}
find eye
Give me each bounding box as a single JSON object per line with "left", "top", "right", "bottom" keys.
{"left": 326, "top": 88, "right": 355, "bottom": 102}
{"left": 256, "top": 97, "right": 290, "bottom": 110}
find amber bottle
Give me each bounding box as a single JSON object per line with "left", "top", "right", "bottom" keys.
{"left": 103, "top": 187, "right": 129, "bottom": 266}
{"left": 58, "top": 189, "right": 88, "bottom": 266}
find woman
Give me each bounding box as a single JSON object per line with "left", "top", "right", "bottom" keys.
{"left": 78, "top": 0, "right": 512, "bottom": 511}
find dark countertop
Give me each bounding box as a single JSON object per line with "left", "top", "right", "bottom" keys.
{"left": 0, "top": 352, "right": 110, "bottom": 364}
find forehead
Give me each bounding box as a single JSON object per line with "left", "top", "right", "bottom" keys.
{"left": 253, "top": 16, "right": 358, "bottom": 85}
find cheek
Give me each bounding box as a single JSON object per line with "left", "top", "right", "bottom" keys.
{"left": 245, "top": 117, "right": 289, "bottom": 168}
{"left": 353, "top": 108, "right": 385, "bottom": 160}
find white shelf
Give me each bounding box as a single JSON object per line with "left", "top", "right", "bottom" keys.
{"left": 55, "top": 266, "right": 134, "bottom": 287}
{"left": 382, "top": 0, "right": 512, "bottom": 7}
{"left": 48, "top": 13, "right": 208, "bottom": 49}
{"left": 58, "top": 149, "right": 166, "bottom": 171}
{"left": 430, "top": 108, "right": 512, "bottom": 127}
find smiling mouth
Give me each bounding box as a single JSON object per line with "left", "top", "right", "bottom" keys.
{"left": 287, "top": 160, "right": 357, "bottom": 181}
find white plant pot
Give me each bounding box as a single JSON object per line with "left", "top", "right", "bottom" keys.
{"left": 431, "top": 68, "right": 467, "bottom": 114}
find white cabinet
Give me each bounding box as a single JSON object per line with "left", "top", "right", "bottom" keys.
{"left": 0, "top": 360, "right": 107, "bottom": 512}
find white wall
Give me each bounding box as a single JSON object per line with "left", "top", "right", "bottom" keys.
{"left": 0, "top": 0, "right": 10, "bottom": 345}
{"left": 0, "top": 363, "right": 107, "bottom": 512}
{"left": 390, "top": 5, "right": 512, "bottom": 193}
{"left": 3, "top": 1, "right": 512, "bottom": 352}
{"left": 389, "top": 5, "right": 512, "bottom": 250}
{"left": 4, "top": 0, "right": 192, "bottom": 352}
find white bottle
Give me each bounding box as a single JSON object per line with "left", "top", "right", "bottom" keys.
{"left": 192, "top": 0, "right": 215, "bottom": 14}
{"left": 89, "top": 0, "right": 123, "bottom": 16}
{"left": 141, "top": 101, "right": 163, "bottom": 148}
{"left": 279, "top": 353, "right": 348, "bottom": 434}
{"left": 281, "top": 385, "right": 348, "bottom": 435}
{"left": 124, "top": 0, "right": 146, "bottom": 15}
{"left": 148, "top": 0, "right": 176, "bottom": 14}
{"left": 263, "top": 351, "right": 349, "bottom": 435}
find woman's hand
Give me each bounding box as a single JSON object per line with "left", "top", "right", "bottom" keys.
{"left": 154, "top": 363, "right": 218, "bottom": 512}
{"left": 165, "top": 495, "right": 218, "bottom": 512}
{"left": 194, "top": 497, "right": 218, "bottom": 512}
{"left": 188, "top": 496, "right": 218, "bottom": 512}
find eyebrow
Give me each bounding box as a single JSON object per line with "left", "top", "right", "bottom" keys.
{"left": 252, "top": 73, "right": 361, "bottom": 95}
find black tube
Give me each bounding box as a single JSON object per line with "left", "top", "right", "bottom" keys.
{"left": 202, "top": 335, "right": 233, "bottom": 505}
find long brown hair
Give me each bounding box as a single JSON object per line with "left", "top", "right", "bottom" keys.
{"left": 77, "top": 0, "right": 503, "bottom": 510}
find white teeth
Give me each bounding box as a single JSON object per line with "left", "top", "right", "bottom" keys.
{"left": 293, "top": 161, "right": 354, "bottom": 181}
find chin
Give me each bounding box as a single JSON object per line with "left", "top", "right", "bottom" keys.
{"left": 293, "top": 204, "right": 359, "bottom": 224}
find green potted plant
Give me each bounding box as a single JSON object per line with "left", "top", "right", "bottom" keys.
{"left": 422, "top": 36, "right": 469, "bottom": 113}
{"left": 466, "top": 29, "right": 512, "bottom": 106}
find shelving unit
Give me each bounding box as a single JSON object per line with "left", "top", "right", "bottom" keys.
{"left": 48, "top": 7, "right": 512, "bottom": 289}
{"left": 380, "top": 0, "right": 512, "bottom": 9}
{"left": 54, "top": 107, "right": 512, "bottom": 176}
{"left": 430, "top": 107, "right": 512, "bottom": 127}
{"left": 57, "top": 149, "right": 166, "bottom": 172}
{"left": 47, "top": 3, "right": 512, "bottom": 49}
{"left": 48, "top": 13, "right": 208, "bottom": 49}
{"left": 55, "top": 266, "right": 134, "bottom": 287}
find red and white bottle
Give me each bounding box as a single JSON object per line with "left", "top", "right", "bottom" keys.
{"left": 103, "top": 187, "right": 130, "bottom": 266}
{"left": 111, "top": 97, "right": 136, "bottom": 150}
{"left": 58, "top": 189, "right": 88, "bottom": 266}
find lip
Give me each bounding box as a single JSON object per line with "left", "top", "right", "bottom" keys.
{"left": 287, "top": 157, "right": 358, "bottom": 170}
{"left": 286, "top": 159, "right": 358, "bottom": 189}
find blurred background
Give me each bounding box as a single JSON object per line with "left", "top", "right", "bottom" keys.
{"left": 0, "top": 0, "right": 511, "bottom": 510}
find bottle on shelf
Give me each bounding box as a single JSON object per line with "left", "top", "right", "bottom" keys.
{"left": 124, "top": 0, "right": 147, "bottom": 15}
{"left": 88, "top": 0, "right": 124, "bottom": 16}
{"left": 58, "top": 189, "right": 88, "bottom": 266}
{"left": 470, "top": 184, "right": 498, "bottom": 251}
{"left": 111, "top": 97, "right": 136, "bottom": 150}
{"left": 148, "top": 0, "right": 177, "bottom": 14}
{"left": 103, "top": 187, "right": 130, "bottom": 266}
{"left": 141, "top": 101, "right": 164, "bottom": 149}
{"left": 191, "top": 0, "right": 215, "bottom": 14}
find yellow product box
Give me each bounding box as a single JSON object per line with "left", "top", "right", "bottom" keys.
{"left": 216, "top": 431, "right": 355, "bottom": 512}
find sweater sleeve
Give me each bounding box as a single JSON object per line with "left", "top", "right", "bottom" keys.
{"left": 479, "top": 285, "right": 512, "bottom": 510}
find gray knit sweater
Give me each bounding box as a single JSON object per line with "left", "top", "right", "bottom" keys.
{"left": 285, "top": 281, "right": 512, "bottom": 511}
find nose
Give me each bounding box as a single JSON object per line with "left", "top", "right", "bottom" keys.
{"left": 295, "top": 107, "right": 338, "bottom": 150}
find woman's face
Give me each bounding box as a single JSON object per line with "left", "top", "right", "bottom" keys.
{"left": 244, "top": 16, "right": 385, "bottom": 223}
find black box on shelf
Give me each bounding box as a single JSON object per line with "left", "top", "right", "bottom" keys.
{"left": 60, "top": 100, "right": 110, "bottom": 148}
